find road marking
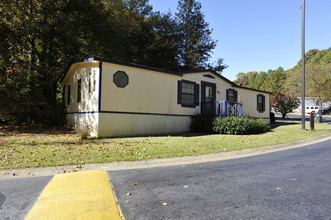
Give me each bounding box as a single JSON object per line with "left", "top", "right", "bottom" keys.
{"left": 25, "top": 170, "right": 124, "bottom": 220}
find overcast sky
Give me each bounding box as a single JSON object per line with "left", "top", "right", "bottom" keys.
{"left": 149, "top": 0, "right": 331, "bottom": 81}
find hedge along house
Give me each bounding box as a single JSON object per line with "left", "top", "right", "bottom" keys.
{"left": 61, "top": 57, "right": 271, "bottom": 137}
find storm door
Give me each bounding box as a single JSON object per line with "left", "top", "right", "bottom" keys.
{"left": 201, "top": 82, "right": 216, "bottom": 115}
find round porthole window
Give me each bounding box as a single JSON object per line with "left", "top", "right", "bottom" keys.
{"left": 113, "top": 71, "right": 129, "bottom": 88}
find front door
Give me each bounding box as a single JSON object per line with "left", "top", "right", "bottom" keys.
{"left": 201, "top": 82, "right": 216, "bottom": 115}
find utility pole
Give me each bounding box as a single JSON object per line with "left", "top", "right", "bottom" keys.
{"left": 301, "top": 0, "right": 306, "bottom": 130}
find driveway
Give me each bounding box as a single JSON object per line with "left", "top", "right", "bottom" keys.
{"left": 275, "top": 112, "right": 331, "bottom": 125}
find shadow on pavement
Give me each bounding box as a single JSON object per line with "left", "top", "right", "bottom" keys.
{"left": 270, "top": 121, "right": 299, "bottom": 129}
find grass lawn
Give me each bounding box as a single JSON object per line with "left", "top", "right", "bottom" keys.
{"left": 1, "top": 122, "right": 331, "bottom": 170}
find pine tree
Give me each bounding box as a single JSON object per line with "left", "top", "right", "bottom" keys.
{"left": 175, "top": 0, "right": 217, "bottom": 71}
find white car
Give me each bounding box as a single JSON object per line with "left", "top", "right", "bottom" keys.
{"left": 305, "top": 106, "right": 322, "bottom": 114}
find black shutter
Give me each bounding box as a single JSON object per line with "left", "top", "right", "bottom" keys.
{"left": 257, "top": 95, "right": 260, "bottom": 111}
{"left": 262, "top": 95, "right": 265, "bottom": 112}
{"left": 212, "top": 86, "right": 216, "bottom": 102}
{"left": 195, "top": 83, "right": 200, "bottom": 106}
{"left": 201, "top": 84, "right": 205, "bottom": 103}
{"left": 234, "top": 90, "right": 238, "bottom": 102}
{"left": 67, "top": 85, "right": 71, "bottom": 105}
{"left": 77, "top": 79, "right": 81, "bottom": 103}
{"left": 177, "top": 80, "right": 182, "bottom": 104}
{"left": 226, "top": 89, "right": 229, "bottom": 101}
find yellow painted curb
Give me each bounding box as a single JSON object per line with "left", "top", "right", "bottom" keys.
{"left": 25, "top": 170, "right": 124, "bottom": 220}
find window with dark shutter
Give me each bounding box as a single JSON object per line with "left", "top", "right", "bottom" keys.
{"left": 177, "top": 80, "right": 199, "bottom": 108}
{"left": 77, "top": 79, "right": 81, "bottom": 103}
{"left": 182, "top": 82, "right": 195, "bottom": 105}
{"left": 67, "top": 85, "right": 71, "bottom": 105}
{"left": 88, "top": 73, "right": 91, "bottom": 93}
{"left": 257, "top": 94, "right": 265, "bottom": 113}
{"left": 226, "top": 89, "right": 237, "bottom": 102}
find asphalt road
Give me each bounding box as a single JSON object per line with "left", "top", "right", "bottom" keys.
{"left": 276, "top": 113, "right": 331, "bottom": 125}
{"left": 0, "top": 176, "right": 52, "bottom": 220}
{"left": 110, "top": 139, "right": 331, "bottom": 220}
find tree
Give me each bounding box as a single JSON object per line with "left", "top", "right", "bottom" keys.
{"left": 233, "top": 67, "right": 287, "bottom": 94}
{"left": 305, "top": 64, "right": 331, "bottom": 105}
{"left": 286, "top": 48, "right": 331, "bottom": 106}
{"left": 233, "top": 67, "right": 299, "bottom": 119}
{"left": 205, "top": 58, "right": 228, "bottom": 73}
{"left": 125, "top": 11, "right": 182, "bottom": 71}
{"left": 0, "top": 0, "right": 228, "bottom": 125}
{"left": 271, "top": 92, "right": 300, "bottom": 119}
{"left": 0, "top": 0, "right": 117, "bottom": 124}
{"left": 288, "top": 63, "right": 331, "bottom": 106}
{"left": 233, "top": 71, "right": 263, "bottom": 90}
{"left": 266, "top": 67, "right": 287, "bottom": 94}
{"left": 175, "top": 0, "right": 225, "bottom": 72}
{"left": 234, "top": 72, "right": 250, "bottom": 87}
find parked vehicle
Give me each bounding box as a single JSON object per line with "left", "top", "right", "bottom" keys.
{"left": 305, "top": 106, "right": 322, "bottom": 114}
{"left": 322, "top": 107, "right": 331, "bottom": 115}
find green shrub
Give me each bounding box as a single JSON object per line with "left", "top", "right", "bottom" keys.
{"left": 190, "top": 115, "right": 215, "bottom": 133}
{"left": 212, "top": 116, "right": 270, "bottom": 135}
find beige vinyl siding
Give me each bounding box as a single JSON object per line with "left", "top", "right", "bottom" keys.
{"left": 63, "top": 62, "right": 99, "bottom": 113}
{"left": 66, "top": 112, "right": 99, "bottom": 137}
{"left": 62, "top": 62, "right": 100, "bottom": 135}
{"left": 100, "top": 62, "right": 200, "bottom": 116}
{"left": 98, "top": 113, "right": 190, "bottom": 137}
{"left": 237, "top": 88, "right": 270, "bottom": 122}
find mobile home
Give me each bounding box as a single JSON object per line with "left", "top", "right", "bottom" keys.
{"left": 61, "top": 57, "right": 271, "bottom": 137}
